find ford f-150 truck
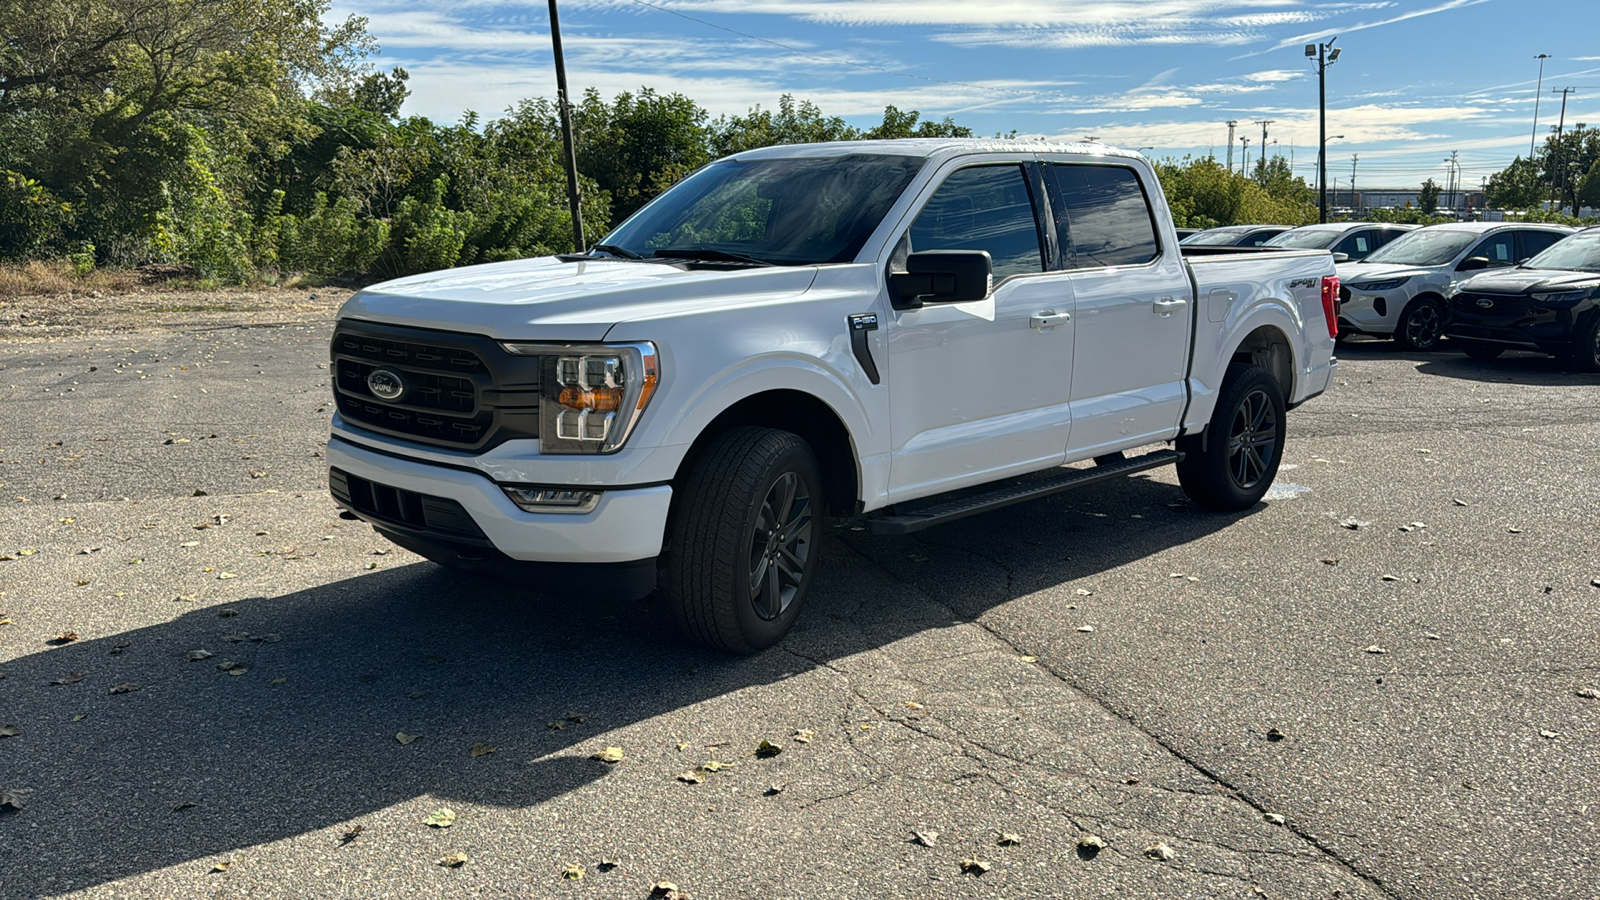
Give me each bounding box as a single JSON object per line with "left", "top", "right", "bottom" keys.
{"left": 326, "top": 139, "right": 1339, "bottom": 652}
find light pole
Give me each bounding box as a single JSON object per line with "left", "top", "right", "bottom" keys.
{"left": 1315, "top": 135, "right": 1344, "bottom": 210}
{"left": 1307, "top": 37, "right": 1342, "bottom": 223}
{"left": 1530, "top": 53, "right": 1551, "bottom": 160}
{"left": 548, "top": 0, "right": 585, "bottom": 252}
{"left": 1241, "top": 137, "right": 1251, "bottom": 175}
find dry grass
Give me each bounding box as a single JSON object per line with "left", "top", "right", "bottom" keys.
{"left": 0, "top": 260, "right": 148, "bottom": 299}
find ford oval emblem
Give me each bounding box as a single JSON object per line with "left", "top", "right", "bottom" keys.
{"left": 366, "top": 367, "right": 405, "bottom": 401}
{"left": 1475, "top": 298, "right": 1494, "bottom": 309}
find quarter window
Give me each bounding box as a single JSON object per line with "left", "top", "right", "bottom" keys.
{"left": 1043, "top": 164, "right": 1159, "bottom": 269}
{"left": 908, "top": 165, "right": 1044, "bottom": 280}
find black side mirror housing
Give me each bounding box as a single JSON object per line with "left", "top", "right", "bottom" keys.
{"left": 1457, "top": 256, "right": 1491, "bottom": 271}
{"left": 889, "top": 250, "right": 993, "bottom": 309}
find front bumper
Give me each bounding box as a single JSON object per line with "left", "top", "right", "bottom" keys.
{"left": 1337, "top": 288, "right": 1409, "bottom": 334}
{"left": 327, "top": 435, "right": 672, "bottom": 565}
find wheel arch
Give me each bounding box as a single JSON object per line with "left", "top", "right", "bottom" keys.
{"left": 671, "top": 389, "right": 861, "bottom": 519}
{"left": 1227, "top": 324, "right": 1296, "bottom": 401}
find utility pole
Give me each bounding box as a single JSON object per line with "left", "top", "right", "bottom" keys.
{"left": 1350, "top": 154, "right": 1358, "bottom": 212}
{"left": 1226, "top": 120, "right": 1237, "bottom": 170}
{"left": 548, "top": 0, "right": 586, "bottom": 253}
{"left": 1549, "top": 87, "right": 1576, "bottom": 212}
{"left": 1307, "top": 37, "right": 1341, "bottom": 223}
{"left": 1256, "top": 120, "right": 1275, "bottom": 170}
{"left": 1241, "top": 137, "right": 1251, "bottom": 176}
{"left": 1530, "top": 54, "right": 1551, "bottom": 160}
{"left": 1448, "top": 150, "right": 1459, "bottom": 215}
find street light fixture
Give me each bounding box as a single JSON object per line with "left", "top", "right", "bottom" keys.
{"left": 1307, "top": 37, "right": 1341, "bottom": 222}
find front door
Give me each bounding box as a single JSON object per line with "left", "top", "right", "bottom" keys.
{"left": 885, "top": 162, "right": 1076, "bottom": 500}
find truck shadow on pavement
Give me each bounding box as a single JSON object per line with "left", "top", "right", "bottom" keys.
{"left": 0, "top": 474, "right": 1250, "bottom": 894}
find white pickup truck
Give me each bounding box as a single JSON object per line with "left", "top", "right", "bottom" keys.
{"left": 326, "top": 139, "right": 1339, "bottom": 652}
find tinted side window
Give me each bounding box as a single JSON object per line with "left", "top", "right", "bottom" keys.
{"left": 1372, "top": 228, "right": 1404, "bottom": 250}
{"left": 1043, "top": 164, "right": 1159, "bottom": 269}
{"left": 1335, "top": 232, "right": 1372, "bottom": 257}
{"left": 908, "top": 165, "right": 1043, "bottom": 280}
{"left": 1470, "top": 232, "right": 1517, "bottom": 266}
{"left": 1518, "top": 230, "right": 1562, "bottom": 260}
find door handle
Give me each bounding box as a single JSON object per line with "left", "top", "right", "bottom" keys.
{"left": 1152, "top": 297, "right": 1188, "bottom": 317}
{"left": 1029, "top": 310, "right": 1071, "bottom": 330}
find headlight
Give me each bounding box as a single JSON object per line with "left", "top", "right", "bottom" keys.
{"left": 1530, "top": 290, "right": 1590, "bottom": 305}
{"left": 500, "top": 341, "right": 660, "bottom": 454}
{"left": 1349, "top": 276, "right": 1411, "bottom": 291}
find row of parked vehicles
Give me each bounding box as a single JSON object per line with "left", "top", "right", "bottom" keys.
{"left": 1182, "top": 221, "right": 1600, "bottom": 371}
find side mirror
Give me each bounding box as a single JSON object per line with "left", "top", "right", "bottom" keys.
{"left": 1331, "top": 252, "right": 1350, "bottom": 263}
{"left": 1457, "top": 256, "right": 1491, "bottom": 271}
{"left": 889, "top": 250, "right": 992, "bottom": 309}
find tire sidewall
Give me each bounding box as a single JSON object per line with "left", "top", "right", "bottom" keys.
{"left": 724, "top": 440, "right": 823, "bottom": 650}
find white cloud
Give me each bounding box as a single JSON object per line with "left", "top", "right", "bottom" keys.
{"left": 1245, "top": 69, "right": 1304, "bottom": 83}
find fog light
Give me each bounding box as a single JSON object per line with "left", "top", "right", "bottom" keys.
{"left": 502, "top": 486, "right": 601, "bottom": 514}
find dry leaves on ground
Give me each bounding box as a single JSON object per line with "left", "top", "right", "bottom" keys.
{"left": 423, "top": 808, "right": 457, "bottom": 829}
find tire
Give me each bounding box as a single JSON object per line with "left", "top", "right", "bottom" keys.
{"left": 1559, "top": 315, "right": 1600, "bottom": 373}
{"left": 667, "top": 427, "right": 823, "bottom": 654}
{"left": 1394, "top": 296, "right": 1446, "bottom": 351}
{"left": 1176, "top": 363, "right": 1286, "bottom": 511}
{"left": 1457, "top": 340, "right": 1504, "bottom": 361}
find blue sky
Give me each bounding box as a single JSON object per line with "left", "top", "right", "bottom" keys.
{"left": 332, "top": 0, "right": 1599, "bottom": 191}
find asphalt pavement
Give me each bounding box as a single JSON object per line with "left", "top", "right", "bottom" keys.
{"left": 0, "top": 318, "right": 1596, "bottom": 900}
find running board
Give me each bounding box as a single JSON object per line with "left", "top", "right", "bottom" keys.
{"left": 867, "top": 449, "right": 1182, "bottom": 536}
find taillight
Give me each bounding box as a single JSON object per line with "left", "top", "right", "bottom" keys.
{"left": 1320, "top": 275, "right": 1340, "bottom": 339}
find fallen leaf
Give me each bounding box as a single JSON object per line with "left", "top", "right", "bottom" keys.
{"left": 171, "top": 801, "right": 197, "bottom": 812}
{"left": 1077, "top": 625, "right": 1095, "bottom": 633}
{"left": 0, "top": 615, "right": 10, "bottom": 626}
{"left": 598, "top": 858, "right": 620, "bottom": 871}
{"left": 1145, "top": 842, "right": 1176, "bottom": 861}
{"left": 1508, "top": 526, "right": 1522, "bottom": 534}
{"left": 1, "top": 788, "right": 33, "bottom": 810}
{"left": 561, "top": 864, "right": 584, "bottom": 881}
{"left": 591, "top": 746, "right": 624, "bottom": 763}
{"left": 675, "top": 771, "right": 704, "bottom": 784}
{"left": 0, "top": 724, "right": 19, "bottom": 738}
{"left": 1076, "top": 835, "right": 1107, "bottom": 858}
{"left": 1381, "top": 574, "right": 1400, "bottom": 582}
{"left": 396, "top": 732, "right": 419, "bottom": 745}
{"left": 564, "top": 711, "right": 588, "bottom": 724}
{"left": 18, "top": 548, "right": 38, "bottom": 556}
{"left": 108, "top": 640, "right": 131, "bottom": 655}
{"left": 210, "top": 861, "right": 231, "bottom": 873}
{"left": 423, "top": 808, "right": 456, "bottom": 828}
{"left": 699, "top": 760, "right": 729, "bottom": 772}
{"left": 1453, "top": 498, "right": 1468, "bottom": 506}
{"left": 221, "top": 633, "right": 250, "bottom": 643}
{"left": 193, "top": 489, "right": 208, "bottom": 497}
{"left": 650, "top": 882, "right": 682, "bottom": 897}
{"left": 1264, "top": 813, "right": 1286, "bottom": 825}
{"left": 793, "top": 729, "right": 815, "bottom": 743}
{"left": 50, "top": 672, "right": 86, "bottom": 685}
{"left": 469, "top": 742, "right": 496, "bottom": 758}
{"left": 365, "top": 562, "right": 378, "bottom": 570}
{"left": 71, "top": 714, "right": 86, "bottom": 722}
{"left": 1577, "top": 688, "right": 1600, "bottom": 700}
{"left": 49, "top": 631, "right": 79, "bottom": 645}
{"left": 439, "top": 852, "right": 468, "bottom": 868}
{"left": 960, "top": 858, "right": 990, "bottom": 874}
{"left": 1363, "top": 645, "right": 1389, "bottom": 655}
{"left": 998, "top": 833, "right": 1022, "bottom": 846}
{"left": 763, "top": 784, "right": 785, "bottom": 796}
{"left": 75, "top": 580, "right": 90, "bottom": 587}
{"left": 906, "top": 552, "right": 928, "bottom": 562}
{"left": 1266, "top": 728, "right": 1286, "bottom": 742}
{"left": 269, "top": 677, "right": 286, "bottom": 686}
{"left": 546, "top": 720, "right": 567, "bottom": 730}
{"left": 756, "top": 740, "right": 782, "bottom": 758}
{"left": 217, "top": 572, "right": 237, "bottom": 580}
{"left": 185, "top": 649, "right": 213, "bottom": 661}
{"left": 339, "top": 824, "right": 364, "bottom": 845}
{"left": 1322, "top": 558, "right": 1339, "bottom": 565}
{"left": 1338, "top": 518, "right": 1368, "bottom": 530}
{"left": 1074, "top": 588, "right": 1093, "bottom": 596}
{"left": 218, "top": 608, "right": 239, "bottom": 618}
{"left": 911, "top": 829, "right": 939, "bottom": 847}
{"left": 1018, "top": 654, "right": 1038, "bottom": 662}
{"left": 110, "top": 683, "right": 139, "bottom": 693}
{"left": 903, "top": 701, "right": 924, "bottom": 710}
{"left": 1540, "top": 730, "right": 1560, "bottom": 740}
{"left": 252, "top": 633, "right": 281, "bottom": 644}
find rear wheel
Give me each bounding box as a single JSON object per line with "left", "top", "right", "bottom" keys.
{"left": 1457, "top": 340, "right": 1505, "bottom": 361}
{"left": 1394, "top": 296, "right": 1446, "bottom": 351}
{"left": 1176, "top": 363, "right": 1286, "bottom": 511}
{"left": 667, "top": 427, "right": 823, "bottom": 654}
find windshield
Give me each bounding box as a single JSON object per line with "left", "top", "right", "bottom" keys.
{"left": 1265, "top": 229, "right": 1339, "bottom": 250}
{"left": 1181, "top": 228, "right": 1250, "bottom": 246}
{"left": 598, "top": 154, "right": 925, "bottom": 265}
{"left": 1525, "top": 231, "right": 1600, "bottom": 272}
{"left": 1362, "top": 229, "right": 1477, "bottom": 266}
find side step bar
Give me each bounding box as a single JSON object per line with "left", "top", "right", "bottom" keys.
{"left": 866, "top": 449, "right": 1182, "bottom": 536}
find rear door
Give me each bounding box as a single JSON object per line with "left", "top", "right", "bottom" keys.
{"left": 1041, "top": 162, "right": 1195, "bottom": 457}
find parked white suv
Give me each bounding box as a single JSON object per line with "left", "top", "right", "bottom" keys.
{"left": 1336, "top": 222, "right": 1573, "bottom": 350}
{"left": 327, "top": 140, "right": 1338, "bottom": 652}
{"left": 1264, "top": 222, "right": 1416, "bottom": 262}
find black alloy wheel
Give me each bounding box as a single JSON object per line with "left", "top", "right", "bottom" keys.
{"left": 1176, "top": 362, "right": 1287, "bottom": 511}
{"left": 1225, "top": 386, "right": 1279, "bottom": 490}
{"left": 1395, "top": 296, "right": 1445, "bottom": 351}
{"left": 747, "top": 470, "right": 814, "bottom": 621}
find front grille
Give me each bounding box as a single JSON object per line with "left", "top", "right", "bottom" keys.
{"left": 330, "top": 468, "right": 487, "bottom": 542}
{"left": 331, "top": 321, "right": 542, "bottom": 450}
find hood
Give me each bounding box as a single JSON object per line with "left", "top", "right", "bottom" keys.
{"left": 1335, "top": 262, "right": 1435, "bottom": 284}
{"left": 1459, "top": 267, "right": 1600, "bottom": 294}
{"left": 338, "top": 256, "right": 820, "bottom": 341}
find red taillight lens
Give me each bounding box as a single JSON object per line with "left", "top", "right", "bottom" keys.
{"left": 1320, "top": 275, "right": 1340, "bottom": 339}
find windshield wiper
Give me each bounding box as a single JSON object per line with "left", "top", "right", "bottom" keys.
{"left": 589, "top": 243, "right": 643, "bottom": 259}
{"left": 652, "top": 247, "right": 775, "bottom": 267}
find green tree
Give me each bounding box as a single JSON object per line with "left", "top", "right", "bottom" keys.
{"left": 1418, "top": 178, "right": 1440, "bottom": 215}
{"left": 1484, "top": 156, "right": 1544, "bottom": 209}
{"left": 575, "top": 87, "right": 710, "bottom": 225}
{"left": 710, "top": 94, "right": 858, "bottom": 156}
{"left": 1577, "top": 158, "right": 1600, "bottom": 212}
{"left": 863, "top": 105, "right": 972, "bottom": 140}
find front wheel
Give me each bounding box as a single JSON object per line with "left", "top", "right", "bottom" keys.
{"left": 667, "top": 427, "right": 823, "bottom": 654}
{"left": 1394, "top": 296, "right": 1446, "bottom": 351}
{"left": 1176, "top": 363, "right": 1286, "bottom": 511}
{"left": 1560, "top": 315, "right": 1600, "bottom": 373}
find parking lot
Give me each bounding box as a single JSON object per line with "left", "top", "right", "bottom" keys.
{"left": 1, "top": 301, "right": 1597, "bottom": 899}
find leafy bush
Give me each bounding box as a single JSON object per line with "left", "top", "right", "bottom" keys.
{"left": 0, "top": 171, "right": 72, "bottom": 261}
